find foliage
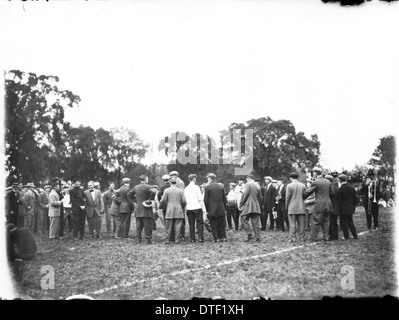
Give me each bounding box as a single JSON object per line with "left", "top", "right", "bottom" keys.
{"left": 4, "top": 70, "right": 80, "bottom": 183}
{"left": 368, "top": 135, "right": 396, "bottom": 179}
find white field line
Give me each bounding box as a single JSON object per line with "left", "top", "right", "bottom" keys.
{"left": 86, "top": 229, "right": 372, "bottom": 296}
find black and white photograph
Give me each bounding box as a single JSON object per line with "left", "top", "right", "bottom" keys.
{"left": 0, "top": 0, "right": 398, "bottom": 302}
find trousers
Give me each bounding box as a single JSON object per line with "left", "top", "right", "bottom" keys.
{"left": 208, "top": 215, "right": 226, "bottom": 241}
{"left": 288, "top": 214, "right": 306, "bottom": 241}
{"left": 186, "top": 209, "right": 204, "bottom": 241}
{"left": 49, "top": 217, "right": 60, "bottom": 239}
{"left": 340, "top": 214, "right": 358, "bottom": 239}
{"left": 165, "top": 219, "right": 183, "bottom": 242}
{"left": 120, "top": 213, "right": 131, "bottom": 238}
{"left": 310, "top": 211, "right": 330, "bottom": 241}
{"left": 329, "top": 214, "right": 339, "bottom": 240}
{"left": 226, "top": 205, "right": 240, "bottom": 230}
{"left": 88, "top": 212, "right": 102, "bottom": 237}
{"left": 241, "top": 213, "right": 261, "bottom": 239}
{"left": 72, "top": 214, "right": 86, "bottom": 239}
{"left": 136, "top": 217, "right": 153, "bottom": 240}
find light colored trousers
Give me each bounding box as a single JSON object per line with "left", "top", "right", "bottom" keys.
{"left": 49, "top": 216, "right": 60, "bottom": 239}
{"left": 288, "top": 214, "right": 306, "bottom": 241}
{"left": 241, "top": 213, "right": 261, "bottom": 239}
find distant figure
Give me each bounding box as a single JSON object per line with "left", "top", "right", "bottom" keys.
{"left": 275, "top": 178, "right": 288, "bottom": 232}
{"left": 226, "top": 182, "right": 239, "bottom": 230}
{"left": 70, "top": 178, "right": 86, "bottom": 240}
{"left": 169, "top": 171, "right": 186, "bottom": 240}
{"left": 5, "top": 182, "right": 20, "bottom": 226}
{"left": 262, "top": 176, "right": 277, "bottom": 231}
{"left": 360, "top": 176, "right": 382, "bottom": 231}
{"left": 115, "top": 177, "right": 134, "bottom": 238}
{"left": 103, "top": 182, "right": 115, "bottom": 233}
{"left": 184, "top": 174, "right": 204, "bottom": 243}
{"left": 48, "top": 182, "right": 63, "bottom": 240}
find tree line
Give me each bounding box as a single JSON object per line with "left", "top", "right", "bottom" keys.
{"left": 4, "top": 70, "right": 395, "bottom": 189}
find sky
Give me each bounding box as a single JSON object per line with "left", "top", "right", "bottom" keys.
{"left": 1, "top": 0, "right": 398, "bottom": 171}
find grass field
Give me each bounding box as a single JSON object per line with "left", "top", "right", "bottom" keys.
{"left": 9, "top": 207, "right": 397, "bottom": 300}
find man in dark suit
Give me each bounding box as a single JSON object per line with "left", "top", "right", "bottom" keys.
{"left": 338, "top": 174, "right": 358, "bottom": 240}
{"left": 305, "top": 167, "right": 335, "bottom": 242}
{"left": 70, "top": 178, "right": 86, "bottom": 240}
{"left": 84, "top": 181, "right": 105, "bottom": 239}
{"left": 204, "top": 173, "right": 227, "bottom": 242}
{"left": 325, "top": 174, "right": 341, "bottom": 241}
{"left": 102, "top": 182, "right": 115, "bottom": 233}
{"left": 239, "top": 174, "right": 262, "bottom": 242}
{"left": 115, "top": 177, "right": 134, "bottom": 238}
{"left": 128, "top": 175, "right": 156, "bottom": 244}
{"left": 6, "top": 182, "right": 20, "bottom": 226}
{"left": 262, "top": 176, "right": 277, "bottom": 231}
{"left": 360, "top": 176, "right": 381, "bottom": 231}
{"left": 275, "top": 177, "right": 288, "bottom": 231}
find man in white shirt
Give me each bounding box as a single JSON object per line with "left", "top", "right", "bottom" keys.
{"left": 184, "top": 174, "right": 205, "bottom": 242}
{"left": 226, "top": 182, "right": 239, "bottom": 230}
{"left": 235, "top": 177, "right": 245, "bottom": 229}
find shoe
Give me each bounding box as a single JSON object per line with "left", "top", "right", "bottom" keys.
{"left": 146, "top": 239, "right": 153, "bottom": 244}
{"left": 322, "top": 239, "right": 328, "bottom": 242}
{"left": 175, "top": 240, "right": 180, "bottom": 244}
{"left": 244, "top": 235, "right": 254, "bottom": 242}
{"left": 115, "top": 236, "right": 121, "bottom": 239}
{"left": 213, "top": 239, "right": 220, "bottom": 243}
{"left": 260, "top": 228, "right": 266, "bottom": 231}
{"left": 138, "top": 238, "right": 142, "bottom": 244}
{"left": 220, "top": 238, "right": 228, "bottom": 242}
{"left": 180, "top": 236, "right": 186, "bottom": 241}
{"left": 190, "top": 239, "right": 196, "bottom": 243}
{"left": 374, "top": 227, "right": 379, "bottom": 231}
{"left": 198, "top": 239, "right": 204, "bottom": 243}
{"left": 255, "top": 238, "right": 261, "bottom": 242}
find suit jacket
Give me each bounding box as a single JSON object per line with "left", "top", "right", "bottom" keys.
{"left": 24, "top": 189, "right": 37, "bottom": 215}
{"left": 240, "top": 181, "right": 262, "bottom": 216}
{"left": 115, "top": 185, "right": 134, "bottom": 214}
{"left": 339, "top": 183, "right": 357, "bottom": 215}
{"left": 70, "top": 186, "right": 86, "bottom": 215}
{"left": 128, "top": 183, "right": 155, "bottom": 218}
{"left": 263, "top": 184, "right": 277, "bottom": 212}
{"left": 305, "top": 176, "right": 334, "bottom": 213}
{"left": 84, "top": 189, "right": 105, "bottom": 218}
{"left": 6, "top": 190, "right": 20, "bottom": 215}
{"left": 330, "top": 184, "right": 341, "bottom": 215}
{"left": 360, "top": 183, "right": 381, "bottom": 209}
{"left": 285, "top": 180, "right": 307, "bottom": 215}
{"left": 48, "top": 189, "right": 62, "bottom": 217}
{"left": 36, "top": 192, "right": 49, "bottom": 215}
{"left": 204, "top": 181, "right": 227, "bottom": 218}
{"left": 102, "top": 189, "right": 114, "bottom": 212}
{"left": 160, "top": 185, "right": 186, "bottom": 219}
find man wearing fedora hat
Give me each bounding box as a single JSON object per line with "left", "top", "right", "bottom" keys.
{"left": 338, "top": 174, "right": 358, "bottom": 240}
{"left": 5, "top": 182, "right": 20, "bottom": 226}
{"left": 262, "top": 176, "right": 278, "bottom": 231}
{"left": 128, "top": 175, "right": 156, "bottom": 244}
{"left": 24, "top": 182, "right": 38, "bottom": 233}
{"left": 115, "top": 177, "right": 134, "bottom": 239}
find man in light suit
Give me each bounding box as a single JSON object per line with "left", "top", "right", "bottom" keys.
{"left": 239, "top": 174, "right": 262, "bottom": 242}
{"left": 48, "top": 182, "right": 62, "bottom": 239}
{"left": 128, "top": 175, "right": 156, "bottom": 244}
{"left": 84, "top": 181, "right": 105, "bottom": 239}
{"left": 160, "top": 176, "right": 187, "bottom": 244}
{"left": 169, "top": 171, "right": 186, "bottom": 240}
{"left": 115, "top": 177, "right": 134, "bottom": 238}
{"left": 305, "top": 167, "right": 335, "bottom": 242}
{"left": 24, "top": 182, "right": 38, "bottom": 232}
{"left": 262, "top": 176, "right": 278, "bottom": 231}
{"left": 204, "top": 173, "right": 227, "bottom": 243}
{"left": 285, "top": 172, "right": 307, "bottom": 242}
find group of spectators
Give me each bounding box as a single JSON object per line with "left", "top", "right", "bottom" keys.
{"left": 4, "top": 168, "right": 393, "bottom": 254}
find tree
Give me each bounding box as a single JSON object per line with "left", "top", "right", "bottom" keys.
{"left": 368, "top": 135, "right": 396, "bottom": 179}
{"left": 223, "top": 117, "right": 321, "bottom": 180}
{"left": 4, "top": 70, "right": 80, "bottom": 184}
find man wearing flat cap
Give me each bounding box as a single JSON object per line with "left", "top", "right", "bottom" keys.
{"left": 24, "top": 182, "right": 38, "bottom": 233}
{"left": 338, "top": 174, "right": 358, "bottom": 240}
{"left": 115, "top": 177, "right": 134, "bottom": 239}
{"left": 169, "top": 171, "right": 186, "bottom": 239}
{"left": 285, "top": 172, "right": 307, "bottom": 242}
{"left": 304, "top": 167, "right": 335, "bottom": 242}
{"left": 204, "top": 173, "right": 227, "bottom": 242}
{"left": 239, "top": 174, "right": 262, "bottom": 242}
{"left": 184, "top": 174, "right": 205, "bottom": 242}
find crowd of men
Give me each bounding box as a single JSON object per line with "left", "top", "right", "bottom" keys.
{"left": 4, "top": 167, "right": 392, "bottom": 254}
